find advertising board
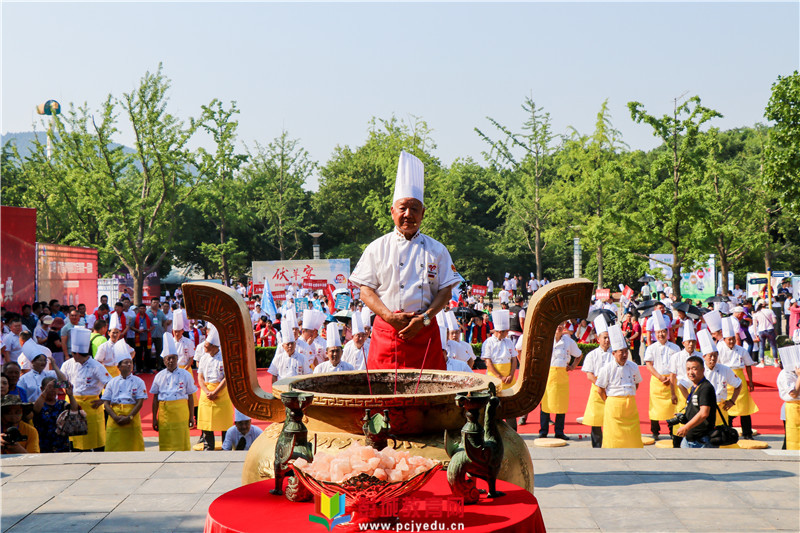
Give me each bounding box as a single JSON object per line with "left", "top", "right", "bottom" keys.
{"left": 0, "top": 206, "right": 37, "bottom": 312}
{"left": 37, "top": 243, "right": 98, "bottom": 308}
{"left": 252, "top": 259, "right": 351, "bottom": 291}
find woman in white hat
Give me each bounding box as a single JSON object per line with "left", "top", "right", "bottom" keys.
{"left": 59, "top": 327, "right": 112, "bottom": 451}
{"left": 196, "top": 327, "right": 234, "bottom": 450}
{"left": 595, "top": 324, "right": 643, "bottom": 448}
{"left": 101, "top": 344, "right": 147, "bottom": 451}
{"left": 538, "top": 321, "right": 581, "bottom": 439}
{"left": 150, "top": 333, "right": 197, "bottom": 451}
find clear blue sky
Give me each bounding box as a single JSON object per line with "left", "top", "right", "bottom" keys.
{"left": 3, "top": 2, "right": 798, "bottom": 189}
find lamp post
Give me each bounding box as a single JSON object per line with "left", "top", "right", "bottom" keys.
{"left": 308, "top": 232, "right": 323, "bottom": 260}
{"left": 569, "top": 226, "right": 582, "bottom": 278}
{"left": 36, "top": 100, "right": 61, "bottom": 159}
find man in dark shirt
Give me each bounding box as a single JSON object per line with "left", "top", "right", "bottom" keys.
{"left": 676, "top": 355, "right": 717, "bottom": 448}
{"left": 508, "top": 296, "right": 524, "bottom": 344}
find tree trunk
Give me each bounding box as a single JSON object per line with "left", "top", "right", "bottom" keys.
{"left": 133, "top": 268, "right": 145, "bottom": 306}
{"left": 763, "top": 216, "right": 772, "bottom": 272}
{"left": 718, "top": 244, "right": 730, "bottom": 297}
{"left": 220, "top": 221, "right": 230, "bottom": 287}
{"left": 671, "top": 242, "right": 682, "bottom": 300}
{"left": 534, "top": 223, "right": 543, "bottom": 280}
{"left": 596, "top": 243, "right": 604, "bottom": 289}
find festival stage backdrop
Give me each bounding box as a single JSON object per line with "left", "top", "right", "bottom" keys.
{"left": 252, "top": 259, "right": 351, "bottom": 291}
{"left": 37, "top": 243, "right": 98, "bottom": 308}
{"left": 0, "top": 206, "right": 37, "bottom": 312}
{"left": 649, "top": 254, "right": 716, "bottom": 301}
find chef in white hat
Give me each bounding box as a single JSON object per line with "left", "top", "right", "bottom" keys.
{"left": 267, "top": 328, "right": 308, "bottom": 384}
{"left": 643, "top": 309, "right": 680, "bottom": 440}
{"left": 313, "top": 323, "right": 355, "bottom": 374}
{"left": 688, "top": 329, "right": 742, "bottom": 427}
{"left": 580, "top": 315, "right": 614, "bottom": 447}
{"left": 101, "top": 345, "right": 147, "bottom": 451}
{"left": 444, "top": 311, "right": 476, "bottom": 369}
{"left": 350, "top": 151, "right": 461, "bottom": 372}
{"left": 60, "top": 326, "right": 111, "bottom": 451}
{"left": 150, "top": 333, "right": 197, "bottom": 451}
{"left": 702, "top": 310, "right": 724, "bottom": 344}
{"left": 196, "top": 325, "right": 234, "bottom": 450}
{"left": 95, "top": 312, "right": 130, "bottom": 377}
{"left": 776, "top": 345, "right": 800, "bottom": 449}
{"left": 595, "top": 324, "right": 643, "bottom": 448}
{"left": 441, "top": 320, "right": 471, "bottom": 372}
{"left": 222, "top": 409, "right": 263, "bottom": 451}
{"left": 538, "top": 321, "right": 582, "bottom": 439}
{"left": 481, "top": 310, "right": 518, "bottom": 390}
{"left": 342, "top": 311, "right": 368, "bottom": 370}
{"left": 299, "top": 309, "right": 326, "bottom": 368}
{"left": 718, "top": 317, "right": 758, "bottom": 439}
{"left": 170, "top": 309, "right": 195, "bottom": 371}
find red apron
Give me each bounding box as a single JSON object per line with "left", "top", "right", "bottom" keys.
{"left": 367, "top": 315, "right": 446, "bottom": 370}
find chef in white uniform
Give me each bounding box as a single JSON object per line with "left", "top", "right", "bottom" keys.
{"left": 687, "top": 329, "right": 742, "bottom": 425}
{"left": 222, "top": 409, "right": 264, "bottom": 451}
{"left": 342, "top": 312, "right": 368, "bottom": 370}
{"left": 580, "top": 315, "right": 614, "bottom": 447}
{"left": 313, "top": 323, "right": 355, "bottom": 374}
{"left": 268, "top": 329, "right": 308, "bottom": 383}
{"left": 538, "top": 321, "right": 581, "bottom": 438}
{"left": 444, "top": 311, "right": 476, "bottom": 368}
{"left": 643, "top": 309, "right": 680, "bottom": 440}
{"left": 718, "top": 317, "right": 758, "bottom": 439}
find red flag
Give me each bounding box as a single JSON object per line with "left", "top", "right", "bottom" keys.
{"left": 325, "top": 283, "right": 337, "bottom": 313}
{"left": 622, "top": 285, "right": 634, "bottom": 299}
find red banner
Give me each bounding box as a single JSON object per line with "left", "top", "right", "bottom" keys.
{"left": 38, "top": 243, "right": 99, "bottom": 308}
{"left": 622, "top": 285, "right": 634, "bottom": 299}
{"left": 273, "top": 290, "right": 286, "bottom": 302}
{"left": 595, "top": 288, "right": 610, "bottom": 301}
{"left": 324, "top": 284, "right": 336, "bottom": 312}
{"left": 0, "top": 206, "right": 37, "bottom": 312}
{"left": 303, "top": 278, "right": 328, "bottom": 290}
{"left": 471, "top": 285, "right": 488, "bottom": 296}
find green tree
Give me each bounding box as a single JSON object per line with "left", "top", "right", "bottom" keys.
{"left": 476, "top": 96, "right": 557, "bottom": 279}
{"left": 245, "top": 131, "right": 315, "bottom": 261}
{"left": 625, "top": 95, "right": 722, "bottom": 298}
{"left": 764, "top": 71, "right": 800, "bottom": 221}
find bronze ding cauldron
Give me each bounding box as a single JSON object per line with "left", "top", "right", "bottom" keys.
{"left": 182, "top": 278, "right": 592, "bottom": 493}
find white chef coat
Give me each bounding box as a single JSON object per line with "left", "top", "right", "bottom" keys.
{"left": 350, "top": 229, "right": 461, "bottom": 314}
{"left": 101, "top": 374, "right": 148, "bottom": 404}
{"left": 342, "top": 340, "right": 367, "bottom": 370}
{"left": 222, "top": 424, "right": 264, "bottom": 451}
{"left": 176, "top": 336, "right": 195, "bottom": 368}
{"left": 718, "top": 344, "right": 755, "bottom": 370}
{"left": 551, "top": 335, "right": 581, "bottom": 367}
{"left": 198, "top": 353, "right": 225, "bottom": 383}
{"left": 446, "top": 357, "right": 472, "bottom": 372}
{"left": 94, "top": 340, "right": 115, "bottom": 366}
{"left": 446, "top": 339, "right": 475, "bottom": 363}
{"left": 595, "top": 360, "right": 642, "bottom": 397}
{"left": 312, "top": 337, "right": 327, "bottom": 366}
{"left": 480, "top": 336, "right": 517, "bottom": 365}
{"left": 644, "top": 341, "right": 680, "bottom": 375}
{"left": 18, "top": 369, "right": 57, "bottom": 402}
{"left": 777, "top": 369, "right": 800, "bottom": 402}
{"left": 61, "top": 357, "right": 111, "bottom": 396}
{"left": 313, "top": 360, "right": 355, "bottom": 374}
{"left": 645, "top": 315, "right": 673, "bottom": 340}
{"left": 193, "top": 344, "right": 206, "bottom": 363}
{"left": 268, "top": 351, "right": 307, "bottom": 381}
{"left": 149, "top": 368, "right": 197, "bottom": 401}
{"left": 684, "top": 363, "right": 741, "bottom": 402}
{"left": 581, "top": 347, "right": 613, "bottom": 376}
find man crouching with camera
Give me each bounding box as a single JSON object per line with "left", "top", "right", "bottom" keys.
{"left": 674, "top": 356, "right": 717, "bottom": 448}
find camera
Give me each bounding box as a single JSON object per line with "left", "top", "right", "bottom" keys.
{"left": 56, "top": 381, "right": 70, "bottom": 389}
{"left": 3, "top": 426, "right": 28, "bottom": 446}
{"left": 666, "top": 412, "right": 688, "bottom": 427}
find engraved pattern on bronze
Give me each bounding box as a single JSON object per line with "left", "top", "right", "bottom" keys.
{"left": 182, "top": 282, "right": 284, "bottom": 422}
{"left": 496, "top": 278, "right": 592, "bottom": 419}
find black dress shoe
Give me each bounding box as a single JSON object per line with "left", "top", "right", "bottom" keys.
{"left": 538, "top": 433, "right": 548, "bottom": 438}
{"left": 555, "top": 434, "right": 571, "bottom": 441}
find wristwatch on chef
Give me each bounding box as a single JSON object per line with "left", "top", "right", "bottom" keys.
{"left": 422, "top": 312, "right": 431, "bottom": 326}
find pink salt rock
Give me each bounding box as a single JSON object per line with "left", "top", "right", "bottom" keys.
{"left": 373, "top": 468, "right": 388, "bottom": 481}
{"left": 294, "top": 458, "right": 309, "bottom": 469}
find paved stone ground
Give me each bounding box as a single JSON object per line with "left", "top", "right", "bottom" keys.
{"left": 1, "top": 435, "right": 797, "bottom": 532}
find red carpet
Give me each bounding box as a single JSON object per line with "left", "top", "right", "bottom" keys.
{"left": 134, "top": 366, "right": 784, "bottom": 438}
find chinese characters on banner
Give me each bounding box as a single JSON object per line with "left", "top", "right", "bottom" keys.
{"left": 595, "top": 288, "right": 610, "bottom": 301}
{"left": 471, "top": 285, "right": 488, "bottom": 296}
{"left": 252, "top": 259, "right": 351, "bottom": 291}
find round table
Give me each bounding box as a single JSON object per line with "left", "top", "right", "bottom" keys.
{"left": 204, "top": 471, "right": 546, "bottom": 533}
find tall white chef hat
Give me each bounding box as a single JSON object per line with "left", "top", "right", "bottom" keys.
{"left": 608, "top": 324, "right": 628, "bottom": 352}
{"left": 326, "top": 323, "right": 342, "bottom": 349}
{"left": 682, "top": 320, "right": 697, "bottom": 341}
{"left": 314, "top": 310, "right": 328, "bottom": 331}
{"left": 234, "top": 409, "right": 251, "bottom": 423}
{"left": 109, "top": 312, "right": 122, "bottom": 332}
{"left": 439, "top": 325, "right": 448, "bottom": 348}
{"left": 392, "top": 150, "right": 425, "bottom": 206}
{"left": 650, "top": 309, "right": 667, "bottom": 331}
{"left": 206, "top": 325, "right": 221, "bottom": 347}
{"left": 697, "top": 329, "right": 716, "bottom": 356}
{"left": 360, "top": 307, "right": 372, "bottom": 329}
{"left": 491, "top": 310, "right": 510, "bottom": 331}
{"left": 593, "top": 314, "right": 609, "bottom": 335}
{"left": 161, "top": 332, "right": 178, "bottom": 358}
{"left": 721, "top": 317, "right": 737, "bottom": 339}
{"left": 284, "top": 308, "right": 298, "bottom": 327}
{"left": 279, "top": 327, "right": 296, "bottom": 344}
{"left": 70, "top": 327, "right": 91, "bottom": 354}
{"left": 703, "top": 310, "right": 722, "bottom": 333}
{"left": 351, "top": 311, "right": 365, "bottom": 335}
{"left": 172, "top": 308, "right": 184, "bottom": 332}
{"left": 302, "top": 310, "right": 315, "bottom": 330}
{"left": 114, "top": 339, "right": 132, "bottom": 363}
{"left": 445, "top": 311, "right": 460, "bottom": 332}
{"left": 22, "top": 338, "right": 39, "bottom": 359}
{"left": 283, "top": 310, "right": 298, "bottom": 331}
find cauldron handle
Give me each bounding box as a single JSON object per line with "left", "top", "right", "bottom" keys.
{"left": 497, "top": 278, "right": 593, "bottom": 419}
{"left": 182, "top": 282, "right": 285, "bottom": 422}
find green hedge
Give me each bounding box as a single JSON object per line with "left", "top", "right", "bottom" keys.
{"left": 469, "top": 342, "right": 598, "bottom": 358}
{"left": 255, "top": 346, "right": 276, "bottom": 368}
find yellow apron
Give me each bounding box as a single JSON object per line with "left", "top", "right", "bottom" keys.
{"left": 487, "top": 362, "right": 517, "bottom": 391}
{"left": 105, "top": 403, "right": 144, "bottom": 452}
{"left": 104, "top": 365, "right": 120, "bottom": 378}
{"left": 70, "top": 395, "right": 106, "bottom": 450}
{"left": 582, "top": 384, "right": 605, "bottom": 426}
{"left": 602, "top": 396, "right": 643, "bottom": 448}
{"left": 786, "top": 401, "right": 800, "bottom": 450}
{"left": 727, "top": 368, "right": 759, "bottom": 417}
{"left": 540, "top": 367, "right": 569, "bottom": 414}
{"left": 649, "top": 375, "right": 675, "bottom": 420}
{"left": 158, "top": 399, "right": 191, "bottom": 451}
{"left": 198, "top": 382, "right": 234, "bottom": 432}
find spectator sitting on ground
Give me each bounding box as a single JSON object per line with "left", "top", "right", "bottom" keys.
{"left": 33, "top": 377, "right": 79, "bottom": 453}
{"left": 1, "top": 394, "right": 39, "bottom": 454}
{"left": 222, "top": 410, "right": 263, "bottom": 450}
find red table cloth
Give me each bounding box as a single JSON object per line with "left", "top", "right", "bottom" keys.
{"left": 205, "top": 471, "right": 546, "bottom": 533}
